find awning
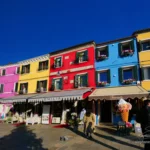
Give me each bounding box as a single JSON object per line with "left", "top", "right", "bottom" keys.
{"left": 28, "top": 88, "right": 92, "bottom": 102}
{"left": 89, "top": 86, "right": 149, "bottom": 101}
{"left": 0, "top": 93, "right": 40, "bottom": 103}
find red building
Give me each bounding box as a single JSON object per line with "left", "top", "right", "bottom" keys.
{"left": 48, "top": 41, "right": 96, "bottom": 124}
{"left": 49, "top": 41, "right": 96, "bottom": 90}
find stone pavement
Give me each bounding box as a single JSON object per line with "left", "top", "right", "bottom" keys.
{"left": 0, "top": 123, "right": 144, "bottom": 150}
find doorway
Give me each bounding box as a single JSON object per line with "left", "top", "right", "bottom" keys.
{"left": 100, "top": 101, "right": 112, "bottom": 122}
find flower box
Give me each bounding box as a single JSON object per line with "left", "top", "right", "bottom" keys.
{"left": 98, "top": 81, "right": 108, "bottom": 86}
{"left": 121, "top": 49, "right": 133, "bottom": 56}
{"left": 97, "top": 55, "right": 107, "bottom": 60}
{"left": 122, "top": 79, "right": 135, "bottom": 84}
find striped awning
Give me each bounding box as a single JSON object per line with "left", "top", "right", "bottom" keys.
{"left": 28, "top": 88, "right": 92, "bottom": 102}
{"left": 0, "top": 93, "right": 40, "bottom": 103}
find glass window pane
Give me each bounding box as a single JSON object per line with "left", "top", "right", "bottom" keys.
{"left": 144, "top": 67, "right": 150, "bottom": 79}
{"left": 99, "top": 72, "right": 107, "bottom": 82}
{"left": 142, "top": 42, "right": 150, "bottom": 51}
{"left": 122, "top": 44, "right": 130, "bottom": 50}
{"left": 123, "top": 69, "right": 133, "bottom": 80}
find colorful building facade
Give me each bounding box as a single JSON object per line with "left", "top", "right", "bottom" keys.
{"left": 49, "top": 41, "right": 96, "bottom": 91}
{"left": 0, "top": 64, "right": 19, "bottom": 99}
{"left": 18, "top": 54, "right": 50, "bottom": 94}
{"left": 133, "top": 28, "right": 150, "bottom": 91}
{"left": 93, "top": 36, "right": 143, "bottom": 125}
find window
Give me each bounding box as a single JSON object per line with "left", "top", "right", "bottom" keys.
{"left": 76, "top": 50, "right": 88, "bottom": 63}
{"left": 0, "top": 84, "right": 4, "bottom": 93}
{"left": 16, "top": 67, "right": 20, "bottom": 74}
{"left": 142, "top": 67, "right": 150, "bottom": 80}
{"left": 37, "top": 80, "right": 47, "bottom": 92}
{"left": 118, "top": 40, "right": 134, "bottom": 57}
{"left": 119, "top": 66, "right": 137, "bottom": 84}
{"left": 54, "top": 57, "right": 62, "bottom": 68}
{"left": 96, "top": 46, "right": 108, "bottom": 61}
{"left": 14, "top": 82, "right": 18, "bottom": 92}
{"left": 74, "top": 74, "right": 88, "bottom": 88}
{"left": 51, "top": 78, "right": 63, "bottom": 90}
{"left": 1, "top": 69, "right": 6, "bottom": 76}
{"left": 38, "top": 60, "right": 48, "bottom": 71}
{"left": 19, "top": 83, "right": 28, "bottom": 94}
{"left": 141, "top": 41, "right": 150, "bottom": 51}
{"left": 96, "top": 70, "right": 111, "bottom": 86}
{"left": 21, "top": 65, "right": 30, "bottom": 74}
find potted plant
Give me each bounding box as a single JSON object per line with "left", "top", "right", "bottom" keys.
{"left": 98, "top": 81, "right": 107, "bottom": 86}
{"left": 121, "top": 49, "right": 133, "bottom": 56}
{"left": 98, "top": 54, "right": 107, "bottom": 60}
{"left": 122, "top": 79, "right": 135, "bottom": 84}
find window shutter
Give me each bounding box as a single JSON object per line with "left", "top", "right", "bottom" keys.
{"left": 15, "top": 83, "right": 18, "bottom": 92}
{"left": 130, "top": 40, "right": 135, "bottom": 52}
{"left": 0, "top": 84, "right": 4, "bottom": 93}
{"left": 60, "top": 78, "right": 63, "bottom": 90}
{"left": 141, "top": 68, "right": 144, "bottom": 80}
{"left": 118, "top": 43, "right": 122, "bottom": 56}
{"left": 44, "top": 80, "right": 47, "bottom": 90}
{"left": 95, "top": 71, "right": 98, "bottom": 86}
{"left": 138, "top": 41, "right": 142, "bottom": 52}
{"left": 37, "top": 81, "right": 40, "bottom": 90}
{"left": 84, "top": 50, "right": 88, "bottom": 61}
{"left": 26, "top": 83, "right": 28, "bottom": 93}
{"left": 85, "top": 73, "right": 88, "bottom": 86}
{"left": 46, "top": 60, "right": 48, "bottom": 69}
{"left": 133, "top": 66, "right": 138, "bottom": 80}
{"left": 20, "top": 84, "right": 22, "bottom": 91}
{"left": 39, "top": 62, "right": 42, "bottom": 70}
{"left": 95, "top": 48, "right": 99, "bottom": 61}
{"left": 51, "top": 79, "right": 55, "bottom": 90}
{"left": 21, "top": 67, "right": 24, "bottom": 74}
{"left": 107, "top": 69, "right": 111, "bottom": 83}
{"left": 118, "top": 68, "right": 123, "bottom": 83}
{"left": 106, "top": 46, "right": 109, "bottom": 57}
{"left": 17, "top": 67, "right": 20, "bottom": 74}
{"left": 28, "top": 65, "right": 30, "bottom": 73}
{"left": 76, "top": 52, "right": 79, "bottom": 63}
{"left": 74, "top": 75, "right": 78, "bottom": 88}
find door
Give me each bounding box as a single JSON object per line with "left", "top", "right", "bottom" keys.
{"left": 42, "top": 105, "right": 50, "bottom": 124}
{"left": 100, "top": 101, "right": 112, "bottom": 122}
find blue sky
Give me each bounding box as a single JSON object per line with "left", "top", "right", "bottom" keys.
{"left": 0, "top": 0, "right": 149, "bottom": 65}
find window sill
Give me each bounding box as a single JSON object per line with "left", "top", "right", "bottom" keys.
{"left": 37, "top": 69, "right": 48, "bottom": 72}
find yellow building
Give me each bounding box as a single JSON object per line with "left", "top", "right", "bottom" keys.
{"left": 133, "top": 28, "right": 150, "bottom": 91}
{"left": 18, "top": 54, "right": 50, "bottom": 94}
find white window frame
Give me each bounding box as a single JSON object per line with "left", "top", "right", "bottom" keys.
{"left": 54, "top": 56, "right": 63, "bottom": 68}
{"left": 77, "top": 50, "right": 87, "bottom": 63}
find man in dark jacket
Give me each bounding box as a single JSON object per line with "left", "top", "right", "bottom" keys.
{"left": 136, "top": 100, "right": 150, "bottom": 150}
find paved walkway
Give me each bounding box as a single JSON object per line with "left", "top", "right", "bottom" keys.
{"left": 0, "top": 123, "right": 144, "bottom": 150}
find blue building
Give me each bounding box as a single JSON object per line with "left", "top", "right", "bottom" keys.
{"left": 89, "top": 36, "right": 149, "bottom": 125}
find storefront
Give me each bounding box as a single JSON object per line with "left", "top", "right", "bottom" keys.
{"left": 28, "top": 88, "right": 93, "bottom": 124}
{"left": 88, "top": 86, "right": 149, "bottom": 125}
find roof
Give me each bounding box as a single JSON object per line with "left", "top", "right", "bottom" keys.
{"left": 49, "top": 41, "right": 95, "bottom": 55}
{"left": 28, "top": 88, "right": 92, "bottom": 102}
{"left": 132, "top": 28, "right": 150, "bottom": 35}
{"left": 89, "top": 86, "right": 149, "bottom": 100}
{"left": 96, "top": 36, "right": 135, "bottom": 47}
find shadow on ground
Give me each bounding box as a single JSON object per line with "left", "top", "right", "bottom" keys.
{"left": 0, "top": 125, "right": 48, "bottom": 150}
{"left": 66, "top": 126, "right": 142, "bottom": 150}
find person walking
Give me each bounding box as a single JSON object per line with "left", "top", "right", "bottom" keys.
{"left": 136, "top": 100, "right": 150, "bottom": 150}
{"left": 83, "top": 109, "right": 95, "bottom": 138}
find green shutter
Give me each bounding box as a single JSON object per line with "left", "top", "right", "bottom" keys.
{"left": 107, "top": 69, "right": 111, "bottom": 83}
{"left": 85, "top": 73, "right": 88, "bottom": 86}
{"left": 133, "top": 66, "right": 138, "bottom": 80}
{"left": 106, "top": 46, "right": 109, "bottom": 57}
{"left": 141, "top": 68, "right": 144, "bottom": 80}
{"left": 44, "top": 80, "right": 47, "bottom": 90}
{"left": 118, "top": 43, "right": 122, "bottom": 56}
{"left": 36, "top": 81, "right": 40, "bottom": 90}
{"left": 130, "top": 40, "right": 135, "bottom": 52}
{"left": 74, "top": 75, "right": 78, "bottom": 88}
{"left": 60, "top": 78, "right": 63, "bottom": 90}
{"left": 51, "top": 79, "right": 55, "bottom": 90}
{"left": 17, "top": 67, "right": 20, "bottom": 74}
{"left": 84, "top": 50, "right": 88, "bottom": 61}
{"left": 15, "top": 83, "right": 18, "bottom": 92}
{"left": 76, "top": 52, "right": 79, "bottom": 63}
{"left": 28, "top": 65, "right": 30, "bottom": 73}
{"left": 26, "top": 83, "right": 28, "bottom": 93}
{"left": 118, "top": 68, "right": 123, "bottom": 83}
{"left": 45, "top": 60, "right": 49, "bottom": 69}
{"left": 139, "top": 41, "right": 142, "bottom": 52}
{"left": 95, "top": 48, "right": 99, "bottom": 61}
{"left": 95, "top": 71, "right": 98, "bottom": 86}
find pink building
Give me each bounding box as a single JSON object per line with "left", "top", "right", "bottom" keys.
{"left": 0, "top": 64, "right": 20, "bottom": 99}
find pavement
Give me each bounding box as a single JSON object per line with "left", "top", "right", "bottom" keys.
{"left": 0, "top": 123, "right": 144, "bottom": 150}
